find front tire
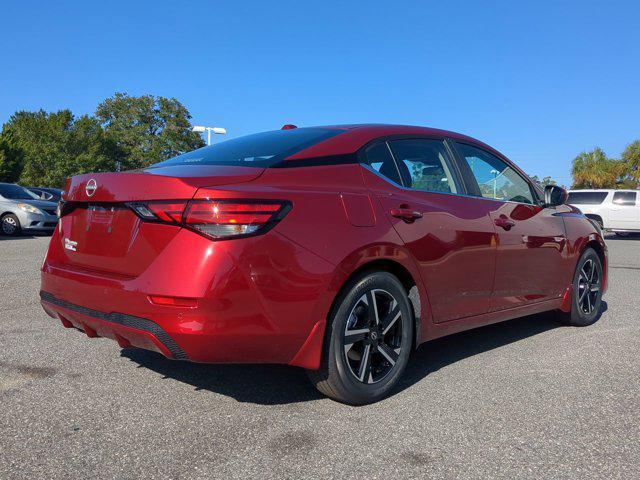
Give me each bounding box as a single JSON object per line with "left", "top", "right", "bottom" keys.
{"left": 556, "top": 248, "right": 603, "bottom": 326}
{"left": 307, "top": 271, "right": 414, "bottom": 405}
{"left": 1, "top": 214, "right": 21, "bottom": 236}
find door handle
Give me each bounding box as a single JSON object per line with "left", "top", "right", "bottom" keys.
{"left": 390, "top": 207, "right": 423, "bottom": 223}
{"left": 494, "top": 217, "right": 516, "bottom": 230}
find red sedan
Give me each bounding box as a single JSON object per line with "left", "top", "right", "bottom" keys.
{"left": 40, "top": 124, "right": 607, "bottom": 404}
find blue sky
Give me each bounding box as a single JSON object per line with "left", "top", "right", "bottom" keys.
{"left": 2, "top": 0, "right": 638, "bottom": 186}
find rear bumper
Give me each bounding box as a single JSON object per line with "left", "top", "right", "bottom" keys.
{"left": 40, "top": 228, "right": 337, "bottom": 368}
{"left": 41, "top": 291, "right": 188, "bottom": 359}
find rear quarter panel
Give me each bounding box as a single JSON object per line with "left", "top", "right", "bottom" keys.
{"left": 224, "top": 164, "right": 432, "bottom": 347}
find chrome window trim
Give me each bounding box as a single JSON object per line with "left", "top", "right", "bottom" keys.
{"left": 453, "top": 141, "right": 540, "bottom": 206}
{"left": 360, "top": 163, "right": 538, "bottom": 206}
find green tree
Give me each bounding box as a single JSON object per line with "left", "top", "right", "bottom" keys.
{"left": 95, "top": 92, "right": 204, "bottom": 170}
{"left": 530, "top": 175, "right": 557, "bottom": 188}
{"left": 571, "top": 147, "right": 626, "bottom": 189}
{"left": 0, "top": 110, "right": 119, "bottom": 187}
{"left": 621, "top": 140, "right": 640, "bottom": 185}
{"left": 0, "top": 136, "right": 23, "bottom": 182}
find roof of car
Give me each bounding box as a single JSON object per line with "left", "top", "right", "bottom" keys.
{"left": 569, "top": 189, "right": 638, "bottom": 192}
{"left": 287, "top": 124, "right": 498, "bottom": 160}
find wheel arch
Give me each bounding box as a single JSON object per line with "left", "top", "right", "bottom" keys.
{"left": 328, "top": 246, "right": 430, "bottom": 349}
{"left": 289, "top": 244, "right": 430, "bottom": 370}
{"left": 584, "top": 214, "right": 603, "bottom": 228}
{"left": 584, "top": 238, "right": 607, "bottom": 293}
{"left": 558, "top": 238, "right": 607, "bottom": 322}
{"left": 585, "top": 239, "right": 605, "bottom": 263}
{"left": 345, "top": 258, "right": 416, "bottom": 296}
{"left": 569, "top": 234, "right": 608, "bottom": 298}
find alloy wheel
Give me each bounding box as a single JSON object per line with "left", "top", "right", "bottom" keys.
{"left": 577, "top": 258, "right": 601, "bottom": 315}
{"left": 343, "top": 289, "right": 404, "bottom": 384}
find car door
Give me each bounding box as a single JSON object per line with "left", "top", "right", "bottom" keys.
{"left": 360, "top": 138, "right": 498, "bottom": 323}
{"left": 452, "top": 142, "right": 569, "bottom": 311}
{"left": 609, "top": 191, "right": 638, "bottom": 230}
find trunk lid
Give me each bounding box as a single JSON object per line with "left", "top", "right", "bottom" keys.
{"left": 63, "top": 165, "right": 264, "bottom": 203}
{"left": 55, "top": 165, "right": 264, "bottom": 277}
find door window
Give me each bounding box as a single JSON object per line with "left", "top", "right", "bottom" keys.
{"left": 456, "top": 143, "right": 534, "bottom": 204}
{"left": 612, "top": 191, "right": 637, "bottom": 206}
{"left": 388, "top": 139, "right": 459, "bottom": 193}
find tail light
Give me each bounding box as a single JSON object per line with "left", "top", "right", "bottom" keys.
{"left": 57, "top": 200, "right": 79, "bottom": 218}
{"left": 128, "top": 199, "right": 291, "bottom": 240}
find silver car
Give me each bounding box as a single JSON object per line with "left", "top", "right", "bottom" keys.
{"left": 0, "top": 183, "right": 59, "bottom": 236}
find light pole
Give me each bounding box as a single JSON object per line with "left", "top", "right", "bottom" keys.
{"left": 490, "top": 169, "right": 499, "bottom": 198}
{"left": 192, "top": 125, "right": 227, "bottom": 145}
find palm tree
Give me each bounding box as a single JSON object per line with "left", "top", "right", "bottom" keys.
{"left": 621, "top": 140, "right": 640, "bottom": 185}
{"left": 571, "top": 148, "right": 625, "bottom": 188}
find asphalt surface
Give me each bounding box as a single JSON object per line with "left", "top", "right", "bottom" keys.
{"left": 1, "top": 234, "right": 639, "bottom": 479}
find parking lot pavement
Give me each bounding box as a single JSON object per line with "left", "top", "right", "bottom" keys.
{"left": 1, "top": 235, "right": 639, "bottom": 479}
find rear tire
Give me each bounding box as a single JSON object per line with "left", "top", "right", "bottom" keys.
{"left": 555, "top": 248, "right": 603, "bottom": 326}
{"left": 1, "top": 214, "right": 21, "bottom": 236}
{"left": 306, "top": 271, "right": 414, "bottom": 405}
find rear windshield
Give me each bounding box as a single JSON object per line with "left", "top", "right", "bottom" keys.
{"left": 567, "top": 192, "right": 608, "bottom": 205}
{"left": 0, "top": 184, "right": 40, "bottom": 200}
{"left": 149, "top": 128, "right": 343, "bottom": 169}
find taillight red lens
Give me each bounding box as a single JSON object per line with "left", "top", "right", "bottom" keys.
{"left": 184, "top": 201, "right": 287, "bottom": 239}
{"left": 129, "top": 201, "right": 188, "bottom": 223}
{"left": 128, "top": 199, "right": 289, "bottom": 240}
{"left": 184, "top": 202, "right": 280, "bottom": 225}
{"left": 147, "top": 202, "right": 187, "bottom": 223}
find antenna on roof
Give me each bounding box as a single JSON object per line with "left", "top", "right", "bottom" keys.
{"left": 281, "top": 124, "right": 297, "bottom": 130}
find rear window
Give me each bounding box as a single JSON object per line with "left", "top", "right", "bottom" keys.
{"left": 567, "top": 192, "right": 608, "bottom": 205}
{"left": 149, "top": 128, "right": 343, "bottom": 169}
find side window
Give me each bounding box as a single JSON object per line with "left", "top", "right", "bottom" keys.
{"left": 567, "top": 192, "right": 608, "bottom": 205}
{"left": 363, "top": 143, "right": 402, "bottom": 185}
{"left": 612, "top": 191, "right": 637, "bottom": 206}
{"left": 388, "top": 139, "right": 459, "bottom": 193}
{"left": 456, "top": 143, "right": 534, "bottom": 204}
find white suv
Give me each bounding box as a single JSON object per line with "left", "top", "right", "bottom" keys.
{"left": 567, "top": 189, "right": 640, "bottom": 236}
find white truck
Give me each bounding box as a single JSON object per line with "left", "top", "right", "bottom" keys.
{"left": 567, "top": 189, "right": 640, "bottom": 237}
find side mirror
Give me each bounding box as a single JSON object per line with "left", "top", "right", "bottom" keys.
{"left": 543, "top": 185, "right": 568, "bottom": 207}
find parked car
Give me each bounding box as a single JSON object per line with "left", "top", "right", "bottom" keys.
{"left": 27, "top": 187, "right": 63, "bottom": 203}
{"left": 40, "top": 125, "right": 607, "bottom": 404}
{"left": 567, "top": 189, "right": 640, "bottom": 236}
{"left": 0, "top": 183, "right": 59, "bottom": 236}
